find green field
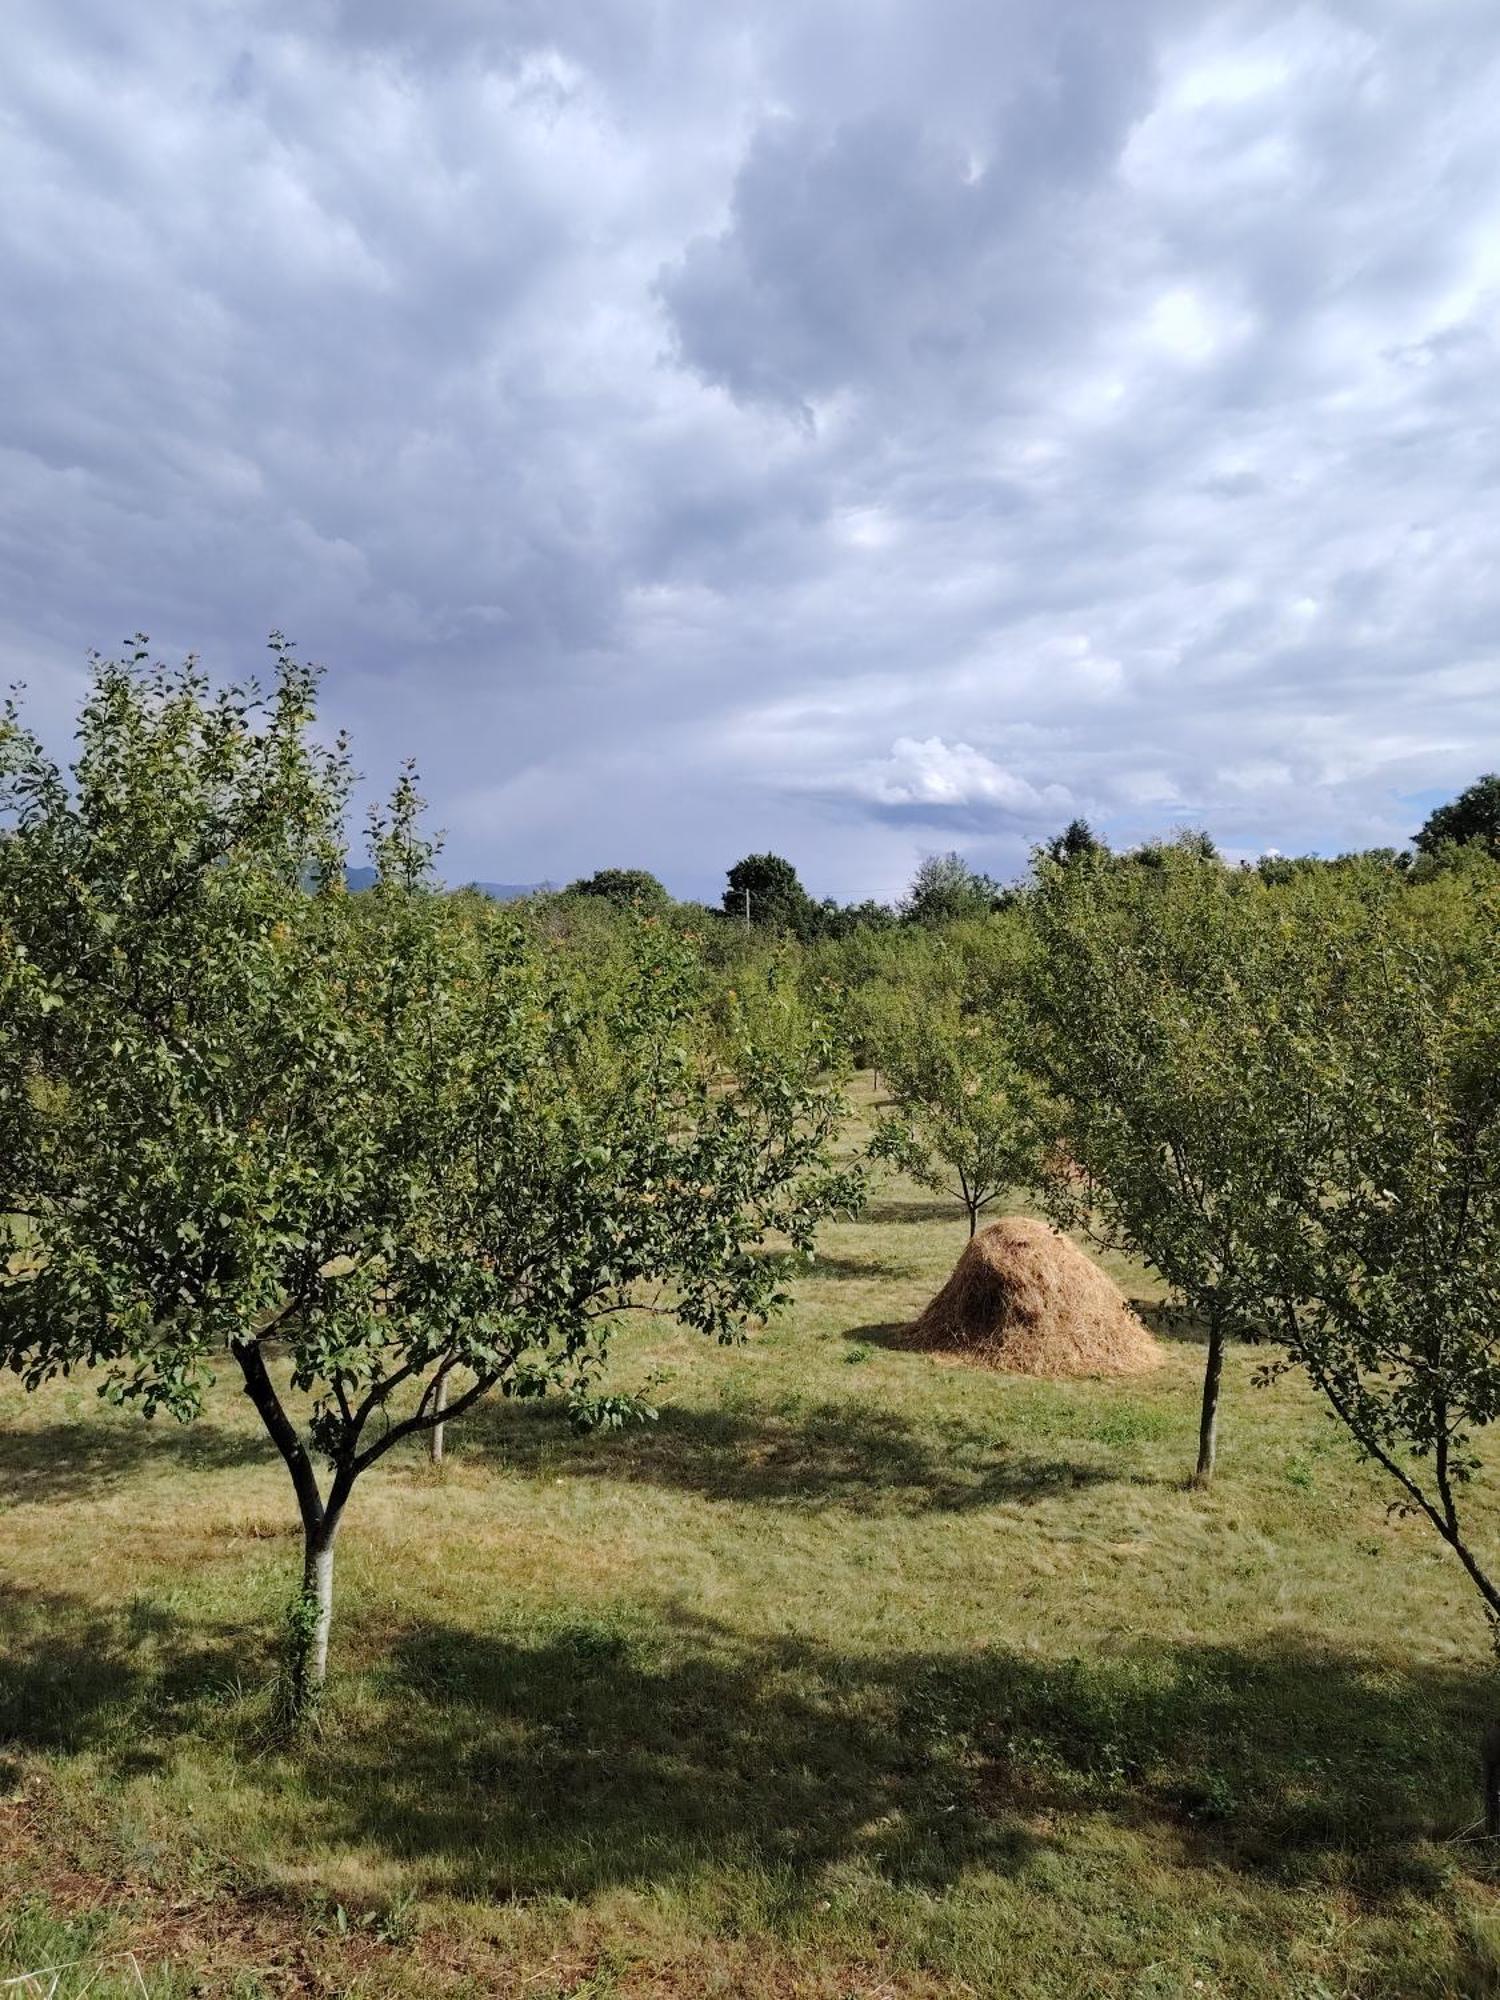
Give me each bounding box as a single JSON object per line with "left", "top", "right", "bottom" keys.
{"left": 4, "top": 1084, "right": 1500, "bottom": 1996}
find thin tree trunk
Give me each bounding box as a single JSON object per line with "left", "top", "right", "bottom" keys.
{"left": 1193, "top": 1312, "right": 1225, "bottom": 1488}
{"left": 1483, "top": 1721, "right": 1500, "bottom": 1838}
{"left": 430, "top": 1371, "right": 447, "bottom": 1464}
{"left": 958, "top": 1170, "right": 977, "bottom": 1238}
{"left": 289, "top": 1509, "right": 342, "bottom": 1717}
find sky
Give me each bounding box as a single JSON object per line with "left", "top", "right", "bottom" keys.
{"left": 3, "top": 1, "right": 1498, "bottom": 901}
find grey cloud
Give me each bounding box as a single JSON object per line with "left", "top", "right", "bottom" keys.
{"left": 658, "top": 5, "right": 1166, "bottom": 420}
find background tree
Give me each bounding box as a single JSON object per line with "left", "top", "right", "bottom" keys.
{"left": 869, "top": 939, "right": 1044, "bottom": 1237}
{"left": 805, "top": 921, "right": 928, "bottom": 1076}
{"left": 1121, "top": 829, "right": 1220, "bottom": 870}
{"left": 0, "top": 646, "right": 861, "bottom": 1716}
{"left": 810, "top": 896, "right": 897, "bottom": 939}
{"left": 899, "top": 851, "right": 1000, "bottom": 927}
{"left": 566, "top": 866, "right": 671, "bottom": 911}
{"left": 1044, "top": 818, "right": 1106, "bottom": 865}
{"left": 1414, "top": 774, "right": 1500, "bottom": 862}
{"left": 723, "top": 852, "right": 815, "bottom": 937}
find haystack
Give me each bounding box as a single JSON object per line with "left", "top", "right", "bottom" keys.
{"left": 905, "top": 1216, "right": 1161, "bottom": 1377}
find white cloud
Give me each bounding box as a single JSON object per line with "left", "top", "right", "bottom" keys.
{"left": 839, "top": 737, "right": 1072, "bottom": 817}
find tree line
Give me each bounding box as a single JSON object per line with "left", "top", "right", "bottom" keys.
{"left": 557, "top": 845, "right": 1004, "bottom": 938}
{"left": 554, "top": 771, "right": 1500, "bottom": 942}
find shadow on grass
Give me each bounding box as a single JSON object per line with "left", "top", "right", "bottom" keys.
{"left": 1130, "top": 1301, "right": 1211, "bottom": 1346}
{"left": 845, "top": 1317, "right": 919, "bottom": 1350}
{"left": 1129, "top": 1304, "right": 1274, "bottom": 1363}
{"left": 0, "top": 1584, "right": 258, "bottom": 1756}
{"left": 373, "top": 1620, "right": 1485, "bottom": 1903}
{"left": 801, "top": 1249, "right": 925, "bottom": 1284}
{"left": 0, "top": 1421, "right": 273, "bottom": 1507}
{"left": 0, "top": 1420, "right": 273, "bottom": 1506}
{"left": 860, "top": 1195, "right": 966, "bottom": 1228}
{"left": 2, "top": 1585, "right": 1488, "bottom": 1909}
{"left": 463, "top": 1394, "right": 1113, "bottom": 1512}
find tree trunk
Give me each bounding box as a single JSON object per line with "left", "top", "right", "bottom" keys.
{"left": 1484, "top": 1721, "right": 1500, "bottom": 1838}
{"left": 964, "top": 1185, "right": 983, "bottom": 1238}
{"left": 1193, "top": 1313, "right": 1225, "bottom": 1488}
{"left": 287, "top": 1510, "right": 342, "bottom": 1718}
{"left": 430, "top": 1371, "right": 447, "bottom": 1465}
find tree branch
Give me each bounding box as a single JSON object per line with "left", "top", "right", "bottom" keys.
{"left": 351, "top": 1367, "right": 501, "bottom": 1474}
{"left": 1295, "top": 1313, "right": 1500, "bottom": 1622}
{"left": 231, "top": 1337, "right": 325, "bottom": 1532}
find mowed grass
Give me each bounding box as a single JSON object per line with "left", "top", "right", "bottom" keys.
{"left": 4, "top": 1078, "right": 1500, "bottom": 1995}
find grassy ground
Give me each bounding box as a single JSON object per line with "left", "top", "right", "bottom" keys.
{"left": 4, "top": 1079, "right": 1500, "bottom": 1995}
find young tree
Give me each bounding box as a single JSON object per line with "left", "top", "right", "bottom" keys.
{"left": 0, "top": 646, "right": 861, "bottom": 1715}
{"left": 868, "top": 940, "right": 1044, "bottom": 1237}
{"left": 1026, "top": 840, "right": 1301, "bottom": 1484}
{"left": 1226, "top": 882, "right": 1500, "bottom": 1632}
{"left": 1126, "top": 871, "right": 1500, "bottom": 1815}
{"left": 0, "top": 699, "right": 66, "bottom": 1279}
{"left": 1025, "top": 837, "right": 1500, "bottom": 1806}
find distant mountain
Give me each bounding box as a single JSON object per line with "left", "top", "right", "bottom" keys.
{"left": 343, "top": 866, "right": 542, "bottom": 901}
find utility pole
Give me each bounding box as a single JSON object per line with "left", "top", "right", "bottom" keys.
{"left": 743, "top": 886, "right": 751, "bottom": 931}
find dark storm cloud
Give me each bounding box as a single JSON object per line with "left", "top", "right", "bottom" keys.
{"left": 659, "top": 2, "right": 1166, "bottom": 418}
{"left": 3, "top": 0, "right": 1499, "bottom": 898}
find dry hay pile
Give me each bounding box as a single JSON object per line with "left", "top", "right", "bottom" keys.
{"left": 905, "top": 1215, "right": 1162, "bottom": 1377}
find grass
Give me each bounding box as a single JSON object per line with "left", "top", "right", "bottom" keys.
{"left": 4, "top": 1077, "right": 1500, "bottom": 1994}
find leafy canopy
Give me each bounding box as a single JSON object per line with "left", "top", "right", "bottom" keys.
{"left": 1414, "top": 773, "right": 1500, "bottom": 862}
{"left": 1026, "top": 837, "right": 1287, "bottom": 1331}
